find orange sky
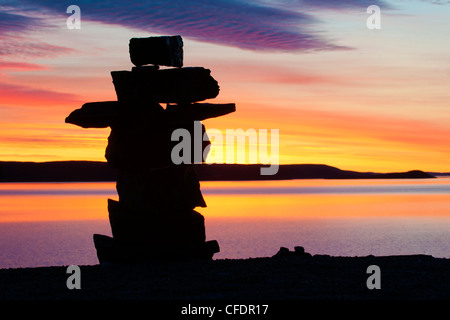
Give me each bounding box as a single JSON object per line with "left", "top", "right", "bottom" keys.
{"left": 1, "top": 1, "right": 450, "bottom": 173}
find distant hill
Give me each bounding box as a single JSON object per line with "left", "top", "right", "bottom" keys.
{"left": 0, "top": 161, "right": 435, "bottom": 182}
{"left": 427, "top": 172, "right": 450, "bottom": 177}
{"left": 194, "top": 164, "right": 435, "bottom": 180}
{"left": 0, "top": 161, "right": 116, "bottom": 182}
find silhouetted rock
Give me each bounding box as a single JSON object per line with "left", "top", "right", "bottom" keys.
{"left": 105, "top": 120, "right": 211, "bottom": 170}
{"left": 111, "top": 67, "right": 220, "bottom": 104}
{"left": 65, "top": 102, "right": 236, "bottom": 129}
{"left": 93, "top": 234, "right": 219, "bottom": 264}
{"left": 107, "top": 199, "right": 206, "bottom": 245}
{"left": 166, "top": 103, "right": 236, "bottom": 121}
{"left": 272, "top": 246, "right": 312, "bottom": 258}
{"left": 294, "top": 246, "right": 305, "bottom": 254}
{"left": 65, "top": 35, "right": 230, "bottom": 263}
{"left": 129, "top": 35, "right": 183, "bottom": 68}
{"left": 115, "top": 165, "right": 206, "bottom": 212}
{"left": 65, "top": 101, "right": 120, "bottom": 128}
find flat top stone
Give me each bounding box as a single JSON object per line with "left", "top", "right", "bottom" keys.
{"left": 65, "top": 101, "right": 236, "bottom": 128}
{"left": 129, "top": 35, "right": 183, "bottom": 68}
{"left": 111, "top": 67, "right": 220, "bottom": 104}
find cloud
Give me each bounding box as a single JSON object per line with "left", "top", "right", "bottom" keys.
{"left": 214, "top": 62, "right": 336, "bottom": 85}
{"left": 3, "top": 0, "right": 397, "bottom": 52}
{"left": 296, "top": 0, "right": 389, "bottom": 10}
{"left": 421, "top": 0, "right": 450, "bottom": 4}
{"left": 0, "top": 81, "right": 80, "bottom": 107}
{"left": 11, "top": 0, "right": 357, "bottom": 52}
{"left": 0, "top": 61, "right": 47, "bottom": 70}
{"left": 0, "top": 40, "right": 75, "bottom": 58}
{"left": 0, "top": 11, "right": 46, "bottom": 35}
{"left": 0, "top": 7, "right": 76, "bottom": 58}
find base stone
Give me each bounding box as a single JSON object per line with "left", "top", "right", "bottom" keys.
{"left": 93, "top": 234, "right": 220, "bottom": 264}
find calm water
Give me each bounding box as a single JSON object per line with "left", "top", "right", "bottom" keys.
{"left": 0, "top": 178, "right": 449, "bottom": 269}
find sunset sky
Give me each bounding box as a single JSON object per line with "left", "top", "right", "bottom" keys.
{"left": 1, "top": 0, "right": 449, "bottom": 172}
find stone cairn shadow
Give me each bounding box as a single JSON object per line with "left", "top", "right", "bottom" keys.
{"left": 66, "top": 35, "right": 235, "bottom": 263}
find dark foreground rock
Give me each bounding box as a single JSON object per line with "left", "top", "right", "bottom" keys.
{"left": 0, "top": 253, "right": 448, "bottom": 301}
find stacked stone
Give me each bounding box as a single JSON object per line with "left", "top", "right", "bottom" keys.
{"left": 65, "top": 35, "right": 235, "bottom": 264}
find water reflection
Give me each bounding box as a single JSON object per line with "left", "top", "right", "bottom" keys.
{"left": 0, "top": 179, "right": 448, "bottom": 267}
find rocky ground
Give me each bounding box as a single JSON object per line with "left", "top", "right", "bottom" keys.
{"left": 0, "top": 253, "right": 448, "bottom": 302}
{"left": 0, "top": 250, "right": 447, "bottom": 319}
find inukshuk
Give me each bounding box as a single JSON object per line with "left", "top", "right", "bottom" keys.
{"left": 65, "top": 35, "right": 235, "bottom": 264}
